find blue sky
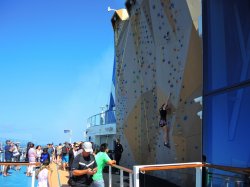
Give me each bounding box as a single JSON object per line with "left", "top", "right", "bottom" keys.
{"left": 0, "top": 0, "right": 125, "bottom": 145}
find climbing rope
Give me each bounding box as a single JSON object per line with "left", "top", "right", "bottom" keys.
{"left": 143, "top": 98, "right": 151, "bottom": 152}
{"left": 117, "top": 17, "right": 131, "bottom": 89}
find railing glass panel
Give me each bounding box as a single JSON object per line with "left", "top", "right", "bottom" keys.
{"left": 87, "top": 110, "right": 116, "bottom": 127}
{"left": 207, "top": 169, "right": 249, "bottom": 187}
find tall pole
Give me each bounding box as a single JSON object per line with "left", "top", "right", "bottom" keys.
{"left": 69, "top": 130, "right": 72, "bottom": 144}
{"left": 64, "top": 130, "right": 72, "bottom": 143}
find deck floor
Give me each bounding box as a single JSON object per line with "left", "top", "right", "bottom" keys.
{"left": 53, "top": 163, "right": 130, "bottom": 187}
{"left": 0, "top": 163, "right": 130, "bottom": 187}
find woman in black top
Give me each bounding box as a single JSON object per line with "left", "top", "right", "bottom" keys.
{"left": 159, "top": 101, "right": 171, "bottom": 148}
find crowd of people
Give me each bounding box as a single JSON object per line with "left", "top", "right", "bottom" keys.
{"left": 1, "top": 138, "right": 124, "bottom": 187}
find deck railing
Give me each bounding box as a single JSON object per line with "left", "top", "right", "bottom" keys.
{"left": 133, "top": 162, "right": 204, "bottom": 187}
{"left": 1, "top": 161, "right": 249, "bottom": 186}
{"left": 109, "top": 164, "right": 133, "bottom": 187}
{"left": 207, "top": 172, "right": 245, "bottom": 187}
{"left": 204, "top": 164, "right": 250, "bottom": 187}
{"left": 204, "top": 163, "right": 250, "bottom": 175}
{"left": 0, "top": 162, "right": 41, "bottom": 187}
{"left": 132, "top": 162, "right": 250, "bottom": 187}
{"left": 87, "top": 109, "right": 116, "bottom": 127}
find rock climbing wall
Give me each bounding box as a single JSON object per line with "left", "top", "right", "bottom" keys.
{"left": 113, "top": 0, "right": 202, "bottom": 186}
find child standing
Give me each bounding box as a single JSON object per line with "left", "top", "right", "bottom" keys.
{"left": 36, "top": 160, "right": 52, "bottom": 187}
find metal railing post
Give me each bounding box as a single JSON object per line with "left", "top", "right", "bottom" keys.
{"left": 133, "top": 166, "right": 140, "bottom": 187}
{"left": 225, "top": 178, "right": 230, "bottom": 187}
{"left": 196, "top": 166, "right": 202, "bottom": 187}
{"left": 0, "top": 153, "right": 3, "bottom": 173}
{"left": 120, "top": 169, "right": 124, "bottom": 187}
{"left": 1, "top": 151, "right": 5, "bottom": 173}
{"left": 31, "top": 166, "right": 36, "bottom": 187}
{"left": 235, "top": 180, "right": 244, "bottom": 187}
{"left": 129, "top": 173, "right": 133, "bottom": 187}
{"left": 109, "top": 165, "right": 112, "bottom": 187}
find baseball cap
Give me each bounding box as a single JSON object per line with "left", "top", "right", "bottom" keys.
{"left": 82, "top": 142, "right": 93, "bottom": 153}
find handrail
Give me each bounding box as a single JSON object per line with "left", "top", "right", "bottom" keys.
{"left": 134, "top": 162, "right": 203, "bottom": 187}
{"left": 134, "top": 162, "right": 250, "bottom": 187}
{"left": 140, "top": 163, "right": 204, "bottom": 172}
{"left": 87, "top": 109, "right": 116, "bottom": 127}
{"left": 87, "top": 109, "right": 116, "bottom": 121}
{"left": 137, "top": 162, "right": 250, "bottom": 175}
{"left": 113, "top": 164, "right": 133, "bottom": 173}
{"left": 0, "top": 162, "right": 41, "bottom": 166}
{"left": 205, "top": 163, "right": 250, "bottom": 175}
{"left": 109, "top": 164, "right": 133, "bottom": 187}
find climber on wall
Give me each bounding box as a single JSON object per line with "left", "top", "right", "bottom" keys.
{"left": 159, "top": 96, "right": 171, "bottom": 148}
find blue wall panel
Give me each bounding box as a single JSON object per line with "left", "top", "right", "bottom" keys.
{"left": 203, "top": 0, "right": 250, "bottom": 93}
{"left": 203, "top": 0, "right": 250, "bottom": 168}
{"left": 203, "top": 86, "right": 250, "bottom": 167}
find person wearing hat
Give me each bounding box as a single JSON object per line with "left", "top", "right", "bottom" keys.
{"left": 69, "top": 142, "right": 97, "bottom": 187}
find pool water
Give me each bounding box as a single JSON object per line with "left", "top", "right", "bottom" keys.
{"left": 0, "top": 166, "right": 38, "bottom": 187}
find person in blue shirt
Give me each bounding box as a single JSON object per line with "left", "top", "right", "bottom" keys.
{"left": 40, "top": 148, "right": 50, "bottom": 164}
{"left": 3, "top": 140, "right": 14, "bottom": 176}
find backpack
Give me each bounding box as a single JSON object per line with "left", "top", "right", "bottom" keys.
{"left": 62, "top": 146, "right": 69, "bottom": 155}
{"left": 40, "top": 153, "right": 49, "bottom": 163}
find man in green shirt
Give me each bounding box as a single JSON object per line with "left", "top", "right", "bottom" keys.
{"left": 92, "top": 143, "right": 116, "bottom": 187}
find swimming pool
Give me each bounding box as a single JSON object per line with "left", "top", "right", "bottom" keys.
{"left": 0, "top": 166, "right": 38, "bottom": 187}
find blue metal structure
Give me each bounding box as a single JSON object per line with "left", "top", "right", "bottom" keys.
{"left": 107, "top": 57, "right": 116, "bottom": 123}
{"left": 203, "top": 0, "right": 250, "bottom": 169}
